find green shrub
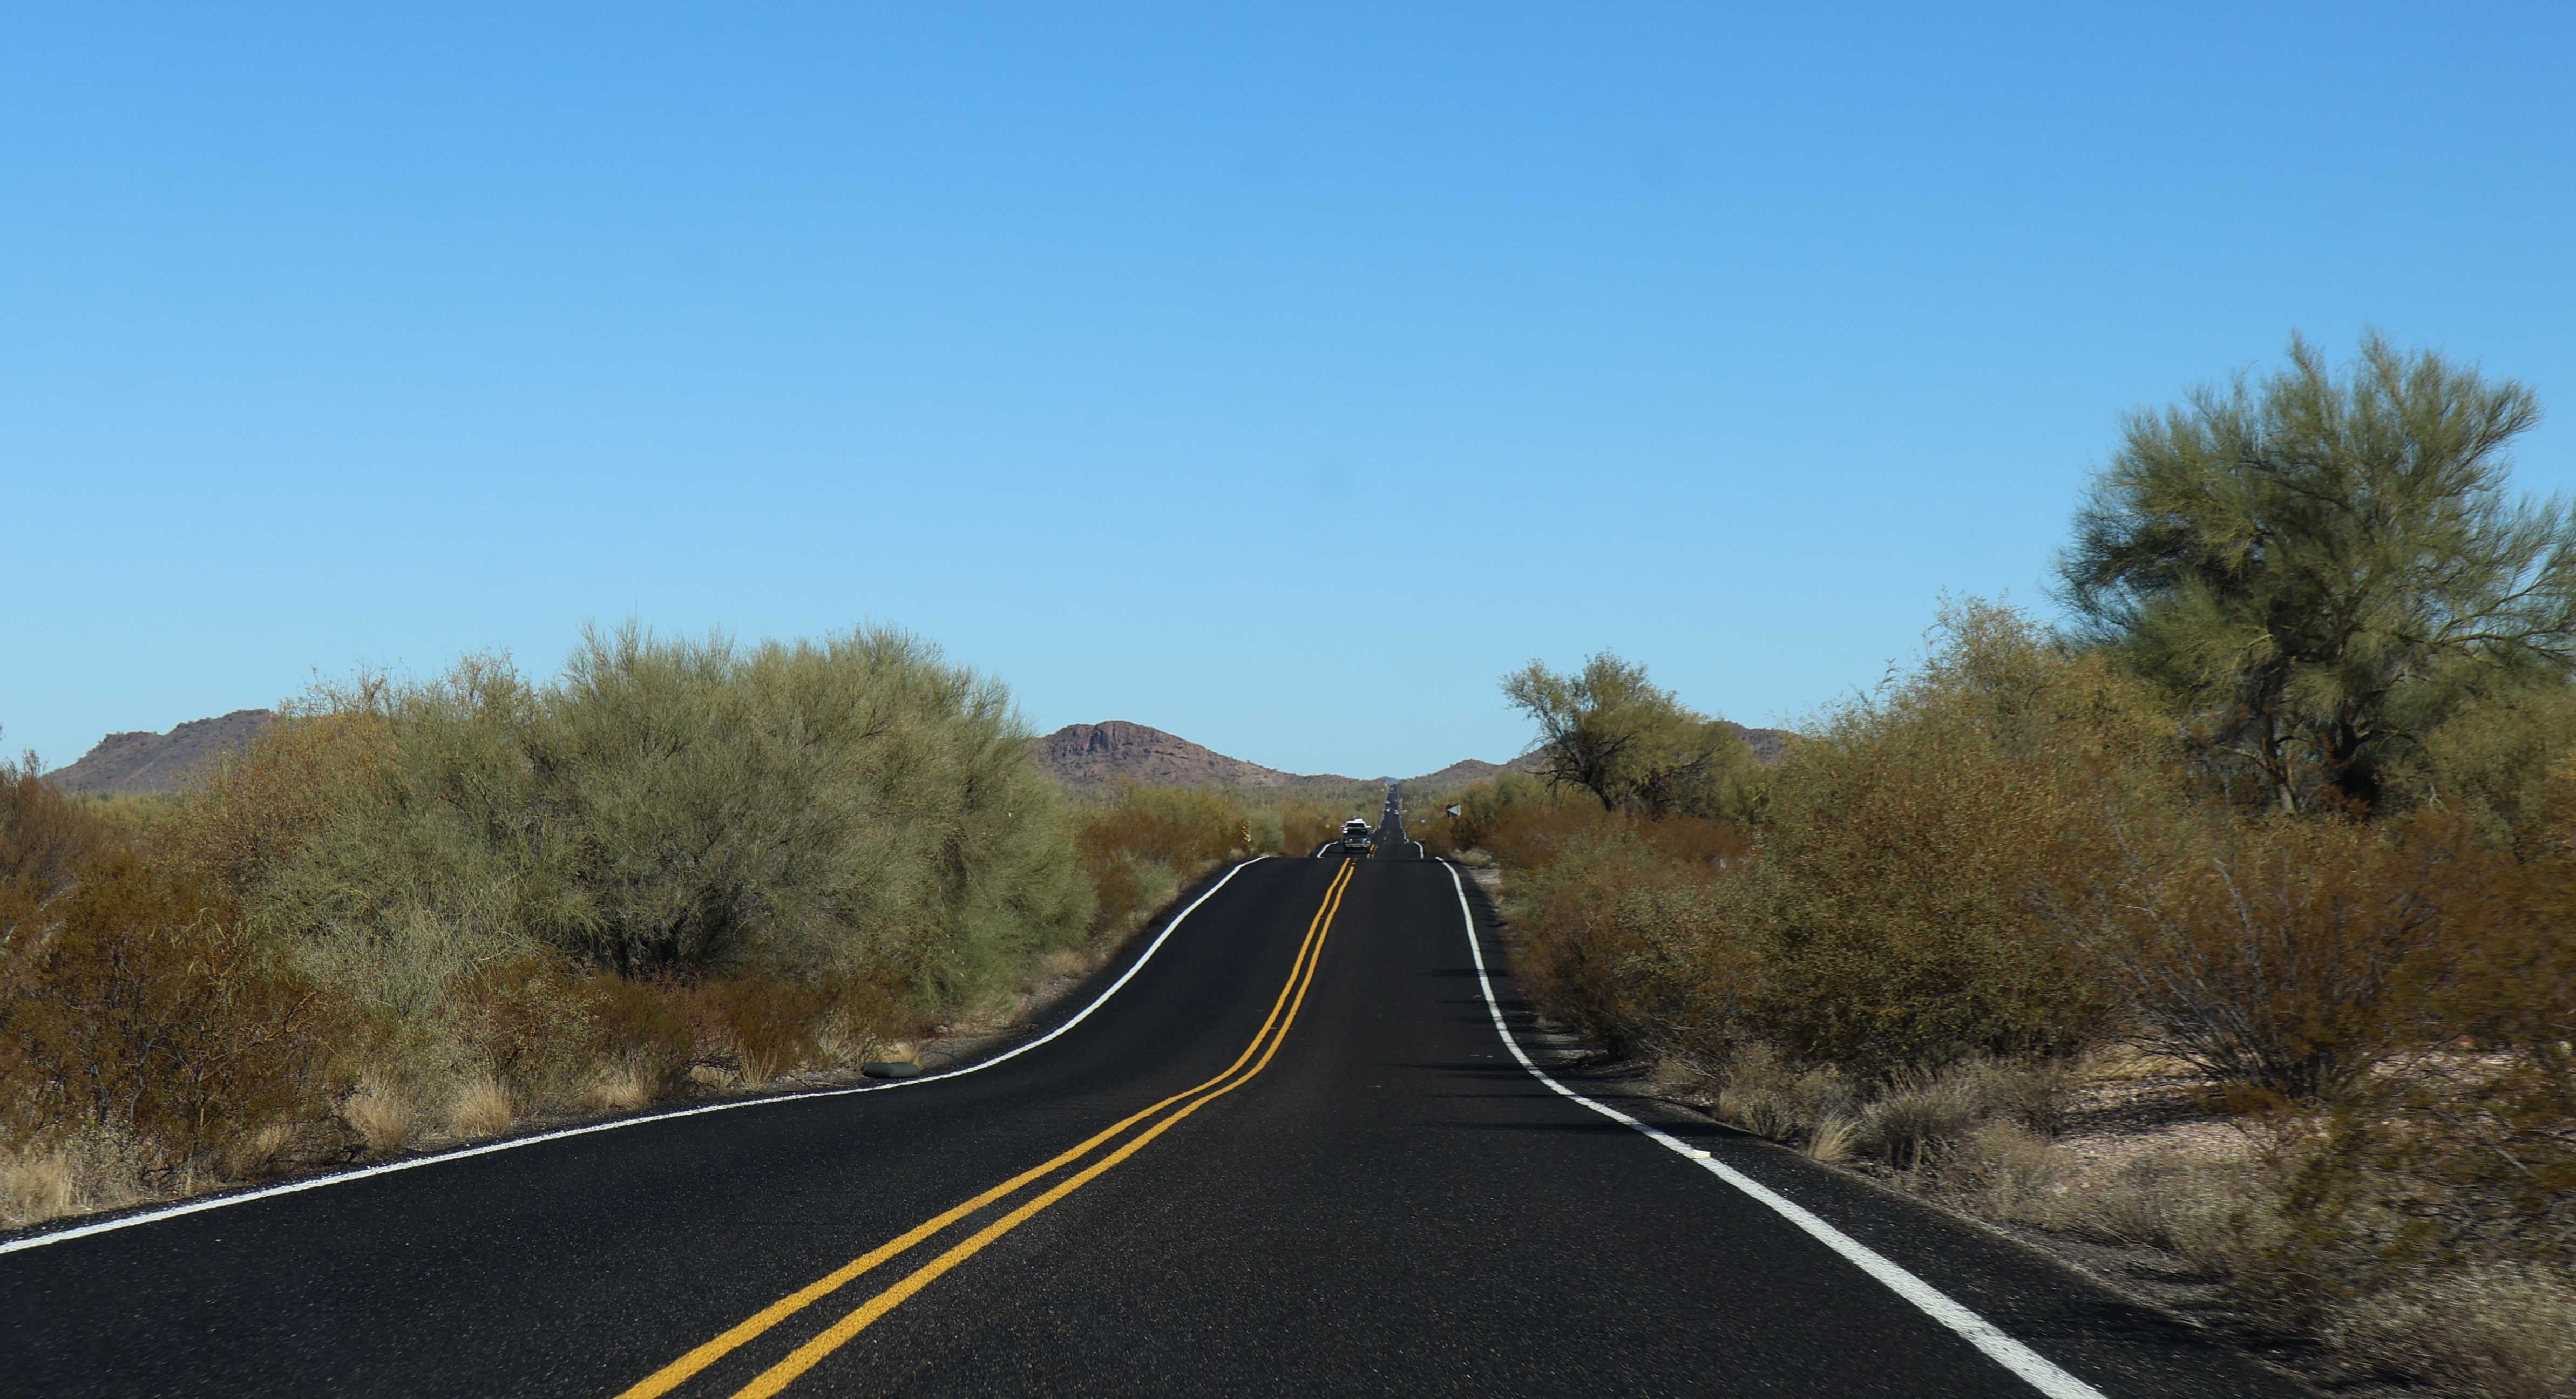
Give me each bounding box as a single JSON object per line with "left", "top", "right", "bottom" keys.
{"left": 184, "top": 625, "right": 1093, "bottom": 1017}
{"left": 2395, "top": 681, "right": 2576, "bottom": 859}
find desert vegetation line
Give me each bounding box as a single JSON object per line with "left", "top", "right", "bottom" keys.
{"left": 1445, "top": 860, "right": 2106, "bottom": 1399}
{"left": 0, "top": 858, "right": 1272, "bottom": 1258}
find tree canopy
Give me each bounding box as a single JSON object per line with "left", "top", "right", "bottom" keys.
{"left": 2058, "top": 332, "right": 2573, "bottom": 812}
{"left": 1501, "top": 653, "right": 1755, "bottom": 818}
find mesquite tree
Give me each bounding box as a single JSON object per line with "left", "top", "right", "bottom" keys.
{"left": 2058, "top": 332, "right": 2575, "bottom": 813}
{"left": 1501, "top": 653, "right": 1755, "bottom": 818}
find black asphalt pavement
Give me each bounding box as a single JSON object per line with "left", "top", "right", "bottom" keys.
{"left": 0, "top": 789, "right": 2309, "bottom": 1397}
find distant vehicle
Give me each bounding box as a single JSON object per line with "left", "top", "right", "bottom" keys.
{"left": 1339, "top": 818, "right": 1373, "bottom": 853}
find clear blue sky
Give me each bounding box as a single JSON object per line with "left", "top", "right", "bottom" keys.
{"left": 8, "top": 3, "right": 2572, "bottom": 778}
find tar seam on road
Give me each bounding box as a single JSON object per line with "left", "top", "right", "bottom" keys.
{"left": 620, "top": 859, "right": 1357, "bottom": 1399}
{"left": 1441, "top": 860, "right": 2112, "bottom": 1399}
{"left": 0, "top": 858, "right": 1276, "bottom": 1260}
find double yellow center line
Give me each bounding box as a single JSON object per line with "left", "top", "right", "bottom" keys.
{"left": 617, "top": 859, "right": 1359, "bottom": 1399}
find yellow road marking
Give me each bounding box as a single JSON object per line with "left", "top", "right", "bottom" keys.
{"left": 728, "top": 859, "right": 1354, "bottom": 1398}
{"left": 615, "top": 860, "right": 1355, "bottom": 1399}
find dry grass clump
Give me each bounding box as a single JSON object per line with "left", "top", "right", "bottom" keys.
{"left": 0, "top": 1147, "right": 75, "bottom": 1226}
{"left": 1692, "top": 1043, "right": 2072, "bottom": 1174}
{"left": 1711, "top": 1045, "right": 1853, "bottom": 1145}
{"left": 445, "top": 1076, "right": 513, "bottom": 1140}
{"left": 0, "top": 1126, "right": 148, "bottom": 1228}
{"left": 1933, "top": 1116, "right": 2576, "bottom": 1399}
{"left": 1943, "top": 1126, "right": 2260, "bottom": 1264}
{"left": 1803, "top": 1114, "right": 1860, "bottom": 1165}
{"left": 342, "top": 1081, "right": 415, "bottom": 1155}
{"left": 2328, "top": 1263, "right": 2576, "bottom": 1399}
{"left": 580, "top": 1065, "right": 659, "bottom": 1113}
{"left": 1861, "top": 1059, "right": 2072, "bottom": 1169}
{"left": 1023, "top": 947, "right": 1089, "bottom": 988}
{"left": 218, "top": 1123, "right": 300, "bottom": 1180}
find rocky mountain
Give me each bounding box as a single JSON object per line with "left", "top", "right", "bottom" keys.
{"left": 1035, "top": 721, "right": 1358, "bottom": 789}
{"left": 1402, "top": 752, "right": 1551, "bottom": 790}
{"left": 1034, "top": 718, "right": 1794, "bottom": 794}
{"left": 46, "top": 709, "right": 277, "bottom": 796}
{"left": 1726, "top": 722, "right": 1797, "bottom": 765}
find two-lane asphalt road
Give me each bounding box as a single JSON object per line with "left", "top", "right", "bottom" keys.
{"left": 1, "top": 843, "right": 2307, "bottom": 1396}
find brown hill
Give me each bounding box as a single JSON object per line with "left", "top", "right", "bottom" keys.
{"left": 1037, "top": 717, "right": 1795, "bottom": 795}
{"left": 1404, "top": 751, "right": 1550, "bottom": 790}
{"left": 1727, "top": 722, "right": 1797, "bottom": 764}
{"left": 1037, "top": 721, "right": 1360, "bottom": 789}
{"left": 47, "top": 709, "right": 276, "bottom": 796}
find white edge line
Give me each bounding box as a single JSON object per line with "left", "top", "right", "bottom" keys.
{"left": 1438, "top": 860, "right": 2108, "bottom": 1399}
{"left": 0, "top": 857, "right": 1276, "bottom": 1259}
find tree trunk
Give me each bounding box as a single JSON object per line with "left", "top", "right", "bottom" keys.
{"left": 2325, "top": 718, "right": 2381, "bottom": 813}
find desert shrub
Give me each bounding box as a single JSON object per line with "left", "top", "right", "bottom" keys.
{"left": 2394, "top": 680, "right": 2576, "bottom": 859}
{"left": 2233, "top": 840, "right": 2576, "bottom": 1326}
{"left": 158, "top": 707, "right": 393, "bottom": 909}
{"left": 1740, "top": 602, "right": 2165, "bottom": 1074}
{"left": 1442, "top": 773, "right": 1594, "bottom": 866}
{"left": 1490, "top": 605, "right": 2158, "bottom": 1077}
{"left": 1081, "top": 853, "right": 1180, "bottom": 945}
{"left": 1504, "top": 825, "right": 1756, "bottom": 1057}
{"left": 1473, "top": 793, "right": 1624, "bottom": 873}
{"left": 446, "top": 959, "right": 712, "bottom": 1106}
{"left": 1073, "top": 784, "right": 1248, "bottom": 936}
{"left": 0, "top": 854, "right": 354, "bottom": 1169}
{"left": 579, "top": 974, "right": 697, "bottom": 1091}
{"left": 2050, "top": 811, "right": 2480, "bottom": 1101}
{"left": 1, "top": 747, "right": 120, "bottom": 909}
{"left": 1256, "top": 796, "right": 1360, "bottom": 858}
{"left": 450, "top": 957, "right": 609, "bottom": 1108}
{"left": 692, "top": 976, "right": 829, "bottom": 1086}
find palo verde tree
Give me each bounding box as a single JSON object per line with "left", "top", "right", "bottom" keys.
{"left": 1501, "top": 653, "right": 1756, "bottom": 818}
{"left": 2057, "top": 332, "right": 2576, "bottom": 813}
